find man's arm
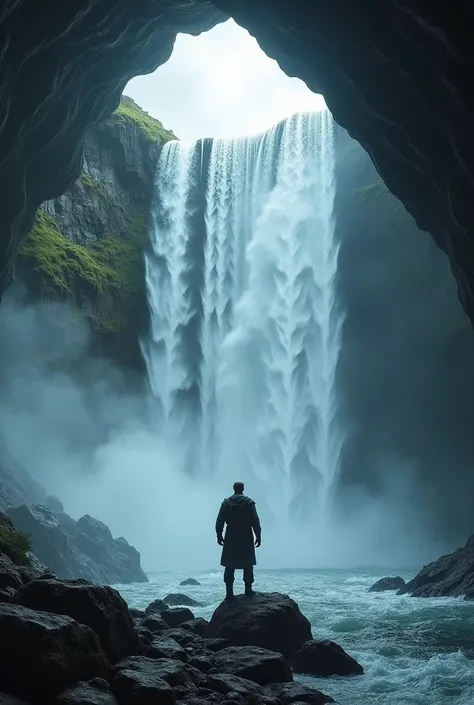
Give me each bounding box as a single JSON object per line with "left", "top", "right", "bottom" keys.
{"left": 251, "top": 503, "right": 262, "bottom": 547}
{"left": 215, "top": 501, "right": 226, "bottom": 545}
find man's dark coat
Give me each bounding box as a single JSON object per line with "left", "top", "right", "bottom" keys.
{"left": 215, "top": 493, "right": 261, "bottom": 568}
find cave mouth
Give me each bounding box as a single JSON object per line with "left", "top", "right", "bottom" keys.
{"left": 121, "top": 19, "right": 326, "bottom": 141}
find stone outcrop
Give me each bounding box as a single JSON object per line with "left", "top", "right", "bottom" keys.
{"left": 54, "top": 678, "right": 119, "bottom": 705}
{"left": 265, "top": 682, "right": 334, "bottom": 705}
{"left": 0, "top": 434, "right": 46, "bottom": 513}
{"left": 210, "top": 646, "right": 292, "bottom": 686}
{"left": 369, "top": 577, "right": 406, "bottom": 593}
{"left": 206, "top": 592, "right": 312, "bottom": 657}
{"left": 399, "top": 535, "right": 474, "bottom": 598}
{"left": 291, "top": 640, "right": 364, "bottom": 677}
{"left": 163, "top": 593, "right": 200, "bottom": 607}
{"left": 7, "top": 503, "right": 148, "bottom": 585}
{"left": 180, "top": 578, "right": 201, "bottom": 586}
{"left": 11, "top": 577, "right": 141, "bottom": 663}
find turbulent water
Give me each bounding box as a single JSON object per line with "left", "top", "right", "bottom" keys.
{"left": 117, "top": 569, "right": 474, "bottom": 705}
{"left": 143, "top": 110, "right": 344, "bottom": 521}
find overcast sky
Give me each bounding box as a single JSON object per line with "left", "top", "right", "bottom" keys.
{"left": 125, "top": 19, "right": 325, "bottom": 142}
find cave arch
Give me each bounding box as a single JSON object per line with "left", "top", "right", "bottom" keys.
{"left": 1, "top": 0, "right": 473, "bottom": 319}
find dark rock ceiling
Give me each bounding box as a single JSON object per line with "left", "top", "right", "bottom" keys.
{"left": 1, "top": 0, "right": 474, "bottom": 320}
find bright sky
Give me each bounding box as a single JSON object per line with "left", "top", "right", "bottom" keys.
{"left": 125, "top": 19, "right": 326, "bottom": 141}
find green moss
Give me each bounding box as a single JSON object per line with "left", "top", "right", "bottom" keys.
{"left": 80, "top": 172, "right": 96, "bottom": 189}
{"left": 113, "top": 96, "right": 177, "bottom": 144}
{"left": 0, "top": 517, "right": 31, "bottom": 566}
{"left": 20, "top": 210, "right": 149, "bottom": 334}
{"left": 19, "top": 211, "right": 119, "bottom": 296}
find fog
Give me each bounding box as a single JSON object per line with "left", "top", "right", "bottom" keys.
{"left": 0, "top": 284, "right": 453, "bottom": 573}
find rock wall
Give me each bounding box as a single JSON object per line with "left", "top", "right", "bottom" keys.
{"left": 17, "top": 96, "right": 176, "bottom": 370}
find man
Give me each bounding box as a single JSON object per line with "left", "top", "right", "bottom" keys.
{"left": 215, "top": 481, "right": 262, "bottom": 600}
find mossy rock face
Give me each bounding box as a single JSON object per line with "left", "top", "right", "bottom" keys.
{"left": 113, "top": 96, "right": 176, "bottom": 144}
{"left": 0, "top": 514, "right": 31, "bottom": 566}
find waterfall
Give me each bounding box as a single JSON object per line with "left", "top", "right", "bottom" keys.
{"left": 143, "top": 109, "right": 343, "bottom": 523}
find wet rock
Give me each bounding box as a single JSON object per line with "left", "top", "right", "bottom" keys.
{"left": 11, "top": 577, "right": 140, "bottom": 663}
{"left": 110, "top": 657, "right": 175, "bottom": 705}
{"left": 0, "top": 603, "right": 109, "bottom": 702}
{"left": 146, "top": 636, "right": 189, "bottom": 662}
{"left": 140, "top": 613, "right": 168, "bottom": 634}
{"left": 137, "top": 627, "right": 155, "bottom": 648}
{"left": 211, "top": 646, "right": 292, "bottom": 686}
{"left": 162, "top": 627, "right": 201, "bottom": 647}
{"left": 265, "top": 682, "right": 335, "bottom": 704}
{"left": 144, "top": 598, "right": 167, "bottom": 616}
{"left": 0, "top": 587, "right": 15, "bottom": 602}
{"left": 202, "top": 638, "right": 228, "bottom": 652}
{"left": 114, "top": 656, "right": 197, "bottom": 693}
{"left": 368, "top": 576, "right": 406, "bottom": 592}
{"left": 162, "top": 606, "right": 195, "bottom": 627}
{"left": 208, "top": 673, "right": 263, "bottom": 698}
{"left": 399, "top": 535, "right": 474, "bottom": 598}
{"left": 164, "top": 592, "right": 200, "bottom": 607}
{"left": 181, "top": 617, "right": 209, "bottom": 636}
{"left": 53, "top": 678, "right": 119, "bottom": 705}
{"left": 0, "top": 553, "right": 22, "bottom": 591}
{"left": 180, "top": 578, "right": 201, "bottom": 586}
{"left": 206, "top": 592, "right": 312, "bottom": 657}
{"left": 292, "top": 640, "right": 363, "bottom": 677}
{"left": 189, "top": 653, "right": 213, "bottom": 673}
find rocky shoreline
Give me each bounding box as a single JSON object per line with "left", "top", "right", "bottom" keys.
{"left": 0, "top": 554, "right": 363, "bottom": 705}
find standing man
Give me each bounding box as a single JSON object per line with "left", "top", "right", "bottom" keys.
{"left": 215, "top": 481, "right": 262, "bottom": 600}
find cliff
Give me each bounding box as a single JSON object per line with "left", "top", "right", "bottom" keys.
{"left": 17, "top": 96, "right": 176, "bottom": 370}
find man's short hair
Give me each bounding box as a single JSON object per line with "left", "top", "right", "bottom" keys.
{"left": 233, "top": 481, "right": 244, "bottom": 493}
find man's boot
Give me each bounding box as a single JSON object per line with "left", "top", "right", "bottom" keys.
{"left": 244, "top": 584, "right": 255, "bottom": 597}
{"left": 225, "top": 584, "right": 234, "bottom": 601}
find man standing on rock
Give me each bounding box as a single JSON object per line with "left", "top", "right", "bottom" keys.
{"left": 215, "top": 481, "right": 262, "bottom": 600}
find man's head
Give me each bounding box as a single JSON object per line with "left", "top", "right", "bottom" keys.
{"left": 233, "top": 481, "right": 244, "bottom": 494}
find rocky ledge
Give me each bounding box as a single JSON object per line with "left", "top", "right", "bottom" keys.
{"left": 0, "top": 569, "right": 363, "bottom": 705}
{"left": 7, "top": 503, "right": 148, "bottom": 585}
{"left": 399, "top": 535, "right": 474, "bottom": 598}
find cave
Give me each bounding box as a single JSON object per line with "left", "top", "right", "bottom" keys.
{"left": 1, "top": 0, "right": 474, "bottom": 322}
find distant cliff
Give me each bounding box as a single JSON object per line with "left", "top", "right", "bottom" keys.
{"left": 17, "top": 96, "right": 176, "bottom": 370}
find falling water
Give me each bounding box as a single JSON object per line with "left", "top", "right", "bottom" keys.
{"left": 143, "top": 110, "right": 344, "bottom": 522}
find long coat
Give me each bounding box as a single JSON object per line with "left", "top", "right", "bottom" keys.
{"left": 215, "top": 493, "right": 262, "bottom": 568}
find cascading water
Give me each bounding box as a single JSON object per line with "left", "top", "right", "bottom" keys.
{"left": 143, "top": 109, "right": 344, "bottom": 525}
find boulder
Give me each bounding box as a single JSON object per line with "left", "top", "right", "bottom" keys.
{"left": 211, "top": 646, "right": 292, "bottom": 686}
{"left": 11, "top": 577, "right": 140, "bottom": 663}
{"left": 113, "top": 656, "right": 197, "bottom": 692}
{"left": 164, "top": 592, "right": 200, "bottom": 607}
{"left": 53, "top": 678, "right": 119, "bottom": 705}
{"left": 207, "top": 673, "right": 263, "bottom": 698}
{"left": 189, "top": 653, "right": 214, "bottom": 674}
{"left": 7, "top": 504, "right": 148, "bottom": 585}
{"left": 144, "top": 598, "right": 167, "bottom": 616}
{"left": 265, "top": 682, "right": 335, "bottom": 704}
{"left": 292, "top": 640, "right": 363, "bottom": 677}
{"left": 180, "top": 578, "right": 201, "bottom": 586}
{"left": 140, "top": 613, "right": 168, "bottom": 634}
{"left": 0, "top": 587, "right": 15, "bottom": 602}
{"left": 202, "top": 638, "right": 228, "bottom": 652}
{"left": 181, "top": 617, "right": 209, "bottom": 636}
{"left": 206, "top": 593, "right": 312, "bottom": 657}
{"left": 129, "top": 608, "right": 145, "bottom": 620}
{"left": 162, "top": 627, "right": 201, "bottom": 647}
{"left": 146, "top": 636, "right": 189, "bottom": 662}
{"left": 162, "top": 607, "right": 195, "bottom": 627}
{"left": 368, "top": 576, "right": 406, "bottom": 592}
{"left": 0, "top": 603, "right": 109, "bottom": 702}
{"left": 110, "top": 657, "right": 175, "bottom": 705}
{"left": 399, "top": 535, "right": 474, "bottom": 598}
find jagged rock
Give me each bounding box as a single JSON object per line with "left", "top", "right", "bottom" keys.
{"left": 189, "top": 653, "right": 213, "bottom": 674}
{"left": 0, "top": 587, "right": 15, "bottom": 602}
{"left": 399, "top": 535, "right": 474, "bottom": 598}
{"left": 140, "top": 614, "right": 168, "bottom": 634}
{"left": 292, "top": 640, "right": 363, "bottom": 677}
{"left": 11, "top": 577, "right": 140, "bottom": 663}
{"left": 180, "top": 578, "right": 201, "bottom": 586}
{"left": 0, "top": 603, "right": 109, "bottom": 702}
{"left": 47, "top": 495, "right": 65, "bottom": 513}
{"left": 130, "top": 608, "right": 145, "bottom": 620}
{"left": 265, "top": 682, "right": 335, "bottom": 704}
{"left": 113, "top": 657, "right": 198, "bottom": 695}
{"left": 164, "top": 592, "right": 200, "bottom": 607}
{"left": 17, "top": 552, "right": 50, "bottom": 584}
{"left": 53, "top": 678, "right": 119, "bottom": 705}
{"left": 162, "top": 628, "right": 201, "bottom": 647}
{"left": 162, "top": 607, "right": 195, "bottom": 627}
{"left": 137, "top": 627, "right": 155, "bottom": 649}
{"left": 146, "top": 636, "right": 189, "bottom": 662}
{"left": 207, "top": 674, "right": 263, "bottom": 698}
{"left": 7, "top": 504, "right": 147, "bottom": 585}
{"left": 211, "top": 646, "right": 292, "bottom": 686}
{"left": 0, "top": 553, "right": 22, "bottom": 591}
{"left": 144, "top": 598, "right": 167, "bottom": 616}
{"left": 369, "top": 576, "right": 406, "bottom": 592}
{"left": 111, "top": 657, "right": 175, "bottom": 705}
{"left": 0, "top": 696, "right": 32, "bottom": 705}
{"left": 206, "top": 593, "right": 312, "bottom": 657}
{"left": 181, "top": 617, "right": 209, "bottom": 636}
{"left": 202, "top": 638, "right": 228, "bottom": 652}
{"left": 0, "top": 435, "right": 46, "bottom": 513}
